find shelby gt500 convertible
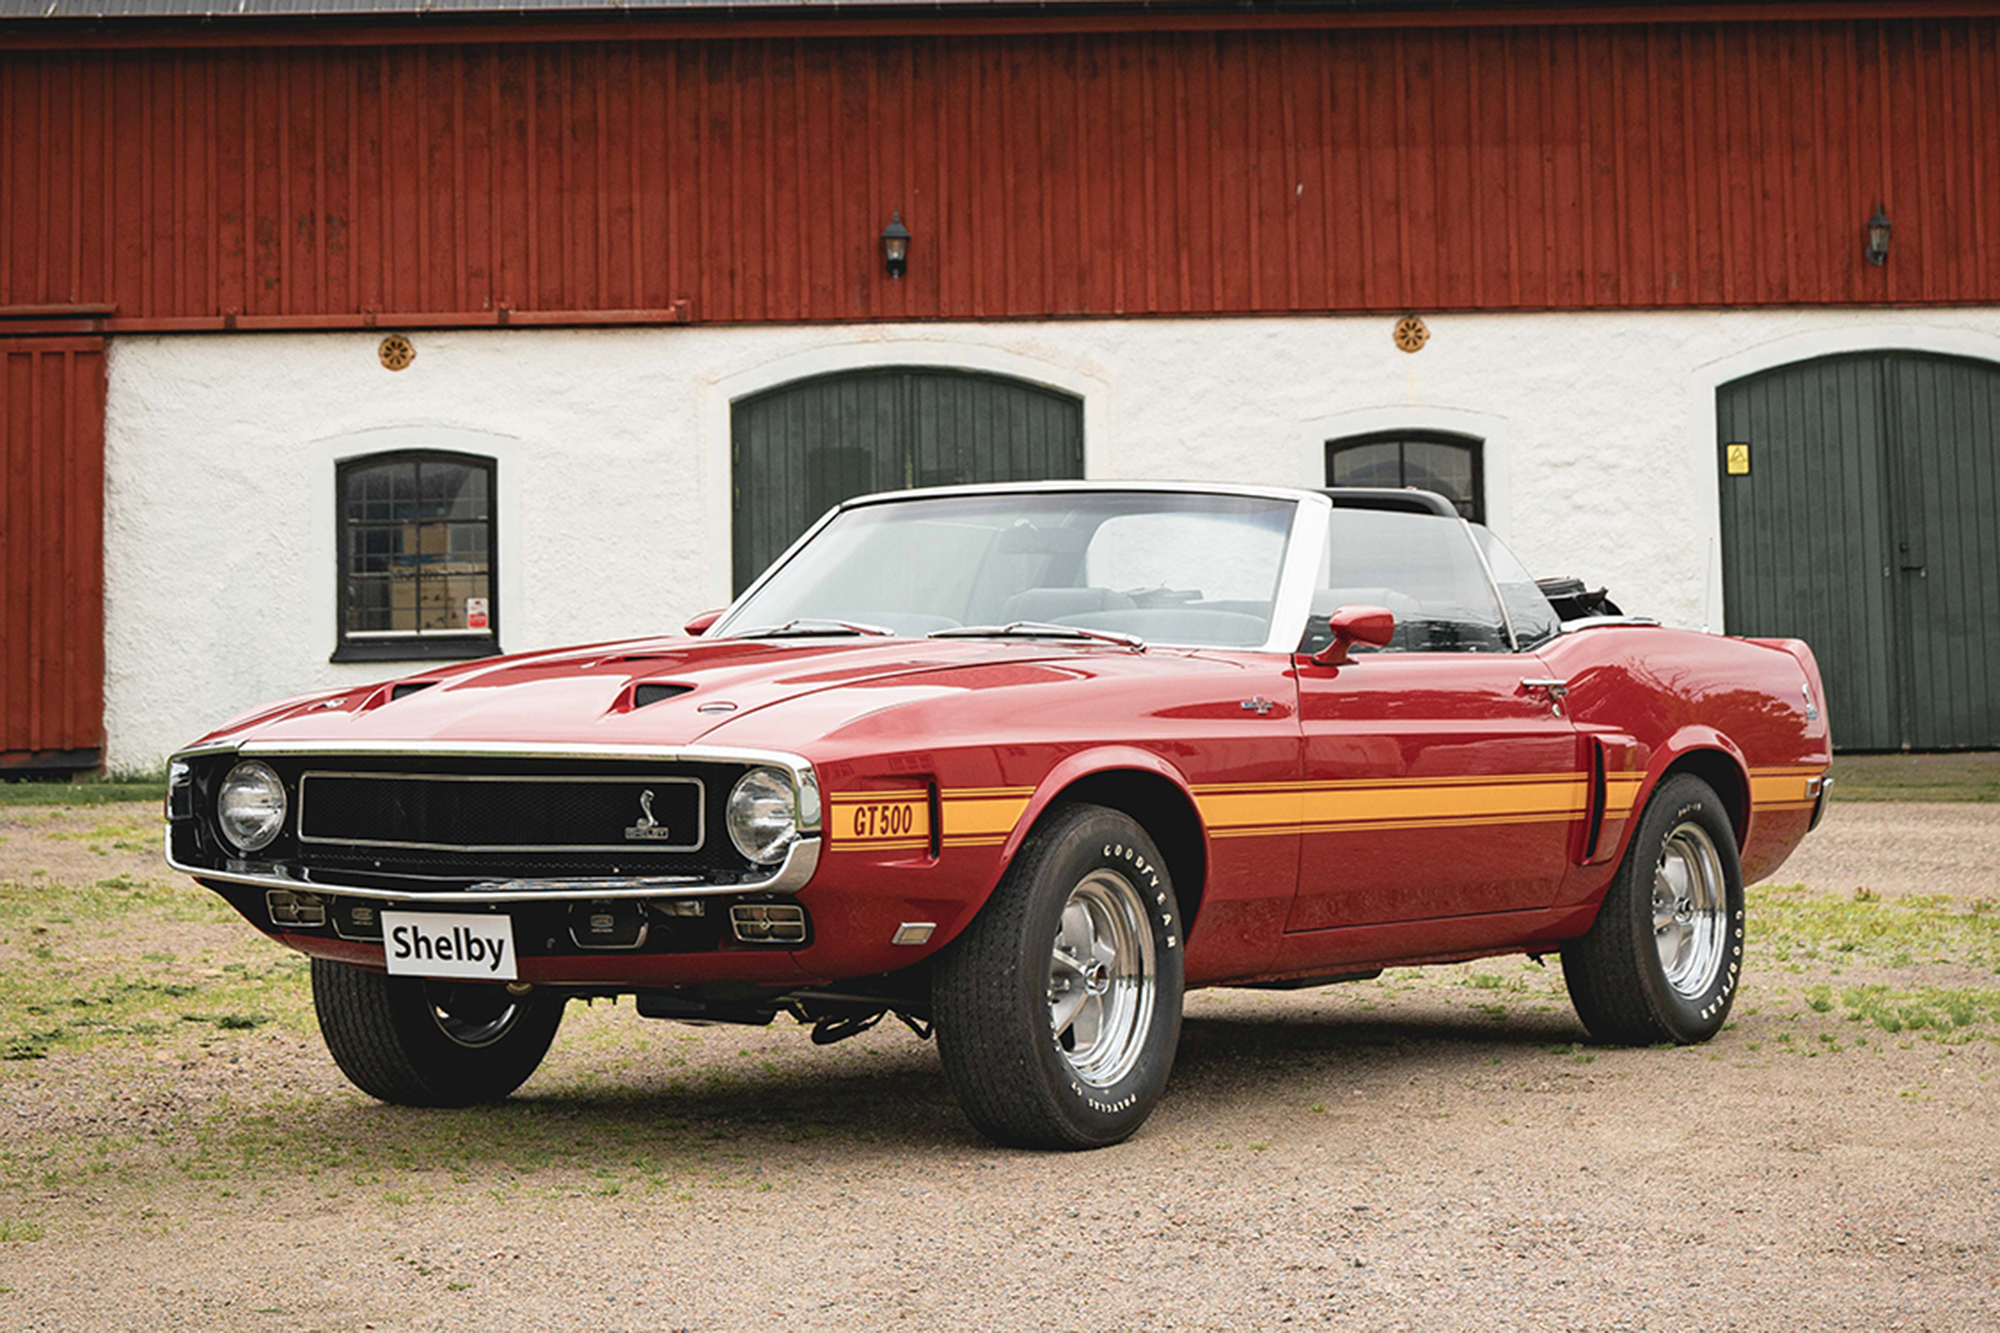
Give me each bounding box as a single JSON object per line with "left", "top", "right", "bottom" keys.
{"left": 167, "top": 483, "right": 1831, "bottom": 1148}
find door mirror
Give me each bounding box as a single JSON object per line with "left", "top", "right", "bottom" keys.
{"left": 1310, "top": 604, "right": 1395, "bottom": 666}
{"left": 683, "top": 608, "right": 726, "bottom": 637}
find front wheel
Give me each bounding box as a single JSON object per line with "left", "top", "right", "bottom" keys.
{"left": 933, "top": 804, "right": 1185, "bottom": 1149}
{"left": 312, "top": 959, "right": 565, "bottom": 1107}
{"left": 1562, "top": 774, "right": 1745, "bottom": 1045}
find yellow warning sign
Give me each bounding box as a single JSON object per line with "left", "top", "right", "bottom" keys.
{"left": 1725, "top": 443, "right": 1751, "bottom": 476}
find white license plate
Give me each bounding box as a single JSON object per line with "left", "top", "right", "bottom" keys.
{"left": 381, "top": 911, "right": 518, "bottom": 982}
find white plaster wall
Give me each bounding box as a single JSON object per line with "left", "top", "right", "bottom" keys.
{"left": 103, "top": 310, "right": 2000, "bottom": 769}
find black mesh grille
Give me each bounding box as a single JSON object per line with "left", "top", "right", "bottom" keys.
{"left": 632, "top": 683, "right": 692, "bottom": 708}
{"left": 299, "top": 773, "right": 705, "bottom": 851}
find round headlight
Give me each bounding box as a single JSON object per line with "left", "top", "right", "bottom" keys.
{"left": 217, "top": 761, "right": 288, "bottom": 853}
{"left": 727, "top": 767, "right": 798, "bottom": 865}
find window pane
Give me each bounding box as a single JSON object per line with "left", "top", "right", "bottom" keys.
{"left": 345, "top": 576, "right": 395, "bottom": 633}
{"left": 1329, "top": 441, "right": 1401, "bottom": 489}
{"left": 1402, "top": 441, "right": 1476, "bottom": 518}
{"left": 447, "top": 522, "right": 488, "bottom": 561}
{"left": 420, "top": 461, "right": 489, "bottom": 520}
{"left": 1472, "top": 526, "right": 1562, "bottom": 650}
{"left": 1303, "top": 509, "right": 1508, "bottom": 653}
{"left": 424, "top": 573, "right": 491, "bottom": 632}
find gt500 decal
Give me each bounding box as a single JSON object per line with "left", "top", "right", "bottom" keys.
{"left": 827, "top": 790, "right": 931, "bottom": 850}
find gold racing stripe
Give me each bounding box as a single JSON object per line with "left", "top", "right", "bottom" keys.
{"left": 827, "top": 788, "right": 931, "bottom": 849}
{"left": 1748, "top": 765, "right": 1825, "bottom": 807}
{"left": 1193, "top": 772, "right": 1590, "bottom": 838}
{"left": 839, "top": 767, "right": 1820, "bottom": 852}
{"left": 1604, "top": 770, "right": 1647, "bottom": 819}
{"left": 829, "top": 786, "right": 1033, "bottom": 855}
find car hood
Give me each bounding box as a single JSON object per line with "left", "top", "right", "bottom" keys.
{"left": 182, "top": 635, "right": 1100, "bottom": 754}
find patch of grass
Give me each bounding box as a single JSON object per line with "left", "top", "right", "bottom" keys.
{"left": 0, "top": 783, "right": 164, "bottom": 809}
{"left": 1830, "top": 752, "right": 2000, "bottom": 803}
{"left": 0, "top": 1220, "right": 45, "bottom": 1243}
{"left": 1836, "top": 985, "right": 2000, "bottom": 1038}
{"left": 0, "top": 873, "right": 309, "bottom": 1062}
{"left": 1748, "top": 884, "right": 2000, "bottom": 969}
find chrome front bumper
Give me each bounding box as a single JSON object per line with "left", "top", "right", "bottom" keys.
{"left": 165, "top": 830, "right": 821, "bottom": 903}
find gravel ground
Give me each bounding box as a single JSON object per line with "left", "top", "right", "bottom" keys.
{"left": 1, "top": 801, "right": 1996, "bottom": 1332}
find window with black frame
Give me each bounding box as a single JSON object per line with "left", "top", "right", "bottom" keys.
{"left": 1326, "top": 431, "right": 1485, "bottom": 522}
{"left": 333, "top": 451, "right": 499, "bottom": 662}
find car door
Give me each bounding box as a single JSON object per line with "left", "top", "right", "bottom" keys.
{"left": 1283, "top": 508, "right": 1585, "bottom": 933}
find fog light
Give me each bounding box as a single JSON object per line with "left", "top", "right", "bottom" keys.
{"left": 730, "top": 903, "right": 806, "bottom": 944}
{"left": 569, "top": 899, "right": 648, "bottom": 949}
{"left": 891, "top": 922, "right": 936, "bottom": 946}
{"left": 332, "top": 900, "right": 382, "bottom": 940}
{"left": 266, "top": 889, "right": 325, "bottom": 929}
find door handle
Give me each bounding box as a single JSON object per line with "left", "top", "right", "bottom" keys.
{"left": 1521, "top": 678, "right": 1569, "bottom": 716}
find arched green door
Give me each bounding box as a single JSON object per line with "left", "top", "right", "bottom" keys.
{"left": 1718, "top": 352, "right": 2000, "bottom": 750}
{"left": 731, "top": 368, "right": 1084, "bottom": 592}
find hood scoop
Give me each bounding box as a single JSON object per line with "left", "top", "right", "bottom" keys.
{"left": 357, "top": 679, "right": 438, "bottom": 710}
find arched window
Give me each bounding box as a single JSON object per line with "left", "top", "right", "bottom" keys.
{"left": 1325, "top": 430, "right": 1485, "bottom": 523}
{"left": 333, "top": 450, "right": 499, "bottom": 662}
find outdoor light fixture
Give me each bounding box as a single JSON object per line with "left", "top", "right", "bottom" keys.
{"left": 881, "top": 210, "right": 911, "bottom": 279}
{"left": 1865, "top": 206, "right": 1892, "bottom": 266}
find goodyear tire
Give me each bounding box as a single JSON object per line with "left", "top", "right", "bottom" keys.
{"left": 1562, "top": 774, "right": 1745, "bottom": 1045}
{"left": 312, "top": 959, "right": 565, "bottom": 1107}
{"left": 933, "top": 803, "right": 1186, "bottom": 1150}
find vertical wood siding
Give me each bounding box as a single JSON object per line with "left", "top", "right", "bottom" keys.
{"left": 0, "top": 339, "right": 104, "bottom": 768}
{"left": 2, "top": 18, "right": 1997, "bottom": 326}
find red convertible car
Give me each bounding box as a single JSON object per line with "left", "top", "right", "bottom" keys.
{"left": 167, "top": 483, "right": 1831, "bottom": 1148}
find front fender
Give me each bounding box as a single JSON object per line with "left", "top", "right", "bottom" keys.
{"left": 993, "top": 746, "right": 1207, "bottom": 876}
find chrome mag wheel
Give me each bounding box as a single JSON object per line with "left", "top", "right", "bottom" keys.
{"left": 1653, "top": 820, "right": 1728, "bottom": 1000}
{"left": 1047, "top": 869, "right": 1157, "bottom": 1088}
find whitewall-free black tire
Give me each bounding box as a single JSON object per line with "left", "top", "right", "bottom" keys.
{"left": 312, "top": 959, "right": 565, "bottom": 1107}
{"left": 1562, "top": 774, "right": 1746, "bottom": 1045}
{"left": 933, "top": 804, "right": 1186, "bottom": 1149}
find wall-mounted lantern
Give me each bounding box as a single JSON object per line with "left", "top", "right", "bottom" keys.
{"left": 881, "top": 211, "right": 911, "bottom": 280}
{"left": 1865, "top": 206, "right": 1892, "bottom": 267}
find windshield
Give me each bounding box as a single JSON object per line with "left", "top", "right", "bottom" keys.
{"left": 718, "top": 491, "right": 1300, "bottom": 649}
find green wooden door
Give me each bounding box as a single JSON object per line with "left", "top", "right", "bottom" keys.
{"left": 1718, "top": 353, "right": 2000, "bottom": 750}
{"left": 731, "top": 369, "right": 1084, "bottom": 593}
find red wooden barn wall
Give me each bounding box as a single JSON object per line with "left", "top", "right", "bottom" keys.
{"left": 1, "top": 16, "right": 1996, "bottom": 329}
{"left": 0, "top": 338, "right": 104, "bottom": 771}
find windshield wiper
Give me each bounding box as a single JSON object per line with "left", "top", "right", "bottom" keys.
{"left": 731, "top": 618, "right": 896, "bottom": 639}
{"left": 928, "top": 621, "right": 1146, "bottom": 652}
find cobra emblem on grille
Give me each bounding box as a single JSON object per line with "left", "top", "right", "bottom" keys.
{"left": 624, "top": 788, "right": 675, "bottom": 841}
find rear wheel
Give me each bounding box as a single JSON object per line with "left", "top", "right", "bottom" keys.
{"left": 933, "top": 804, "right": 1185, "bottom": 1149}
{"left": 1562, "top": 774, "right": 1745, "bottom": 1045}
{"left": 312, "top": 959, "right": 565, "bottom": 1107}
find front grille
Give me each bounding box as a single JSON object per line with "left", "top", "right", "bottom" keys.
{"left": 299, "top": 771, "right": 706, "bottom": 852}
{"left": 171, "top": 753, "right": 774, "bottom": 891}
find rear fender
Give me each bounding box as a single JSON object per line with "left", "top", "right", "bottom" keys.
{"left": 1641, "top": 728, "right": 1753, "bottom": 848}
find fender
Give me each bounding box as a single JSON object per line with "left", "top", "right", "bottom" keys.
{"left": 993, "top": 745, "right": 1208, "bottom": 876}
{"left": 1618, "top": 726, "right": 1753, "bottom": 864}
